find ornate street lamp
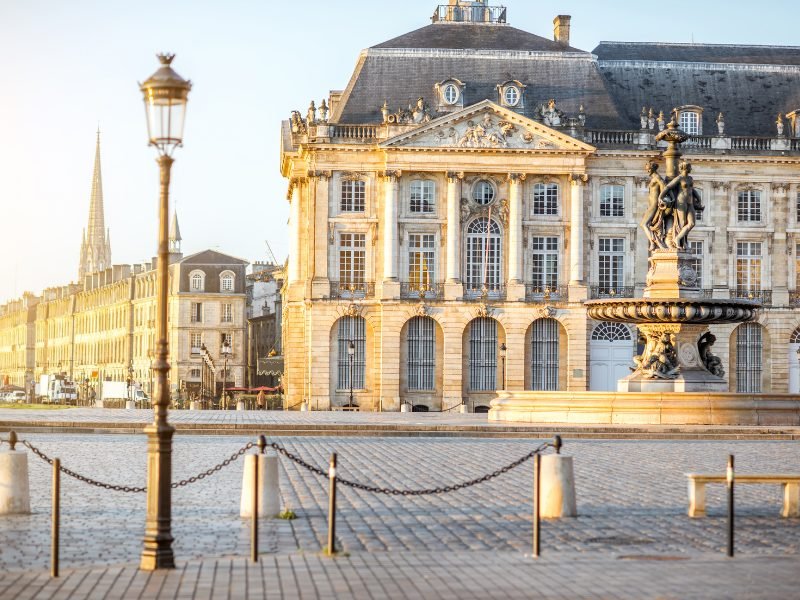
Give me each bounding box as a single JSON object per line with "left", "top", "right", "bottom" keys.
{"left": 221, "top": 338, "right": 232, "bottom": 408}
{"left": 499, "top": 343, "right": 507, "bottom": 390}
{"left": 138, "top": 53, "right": 191, "bottom": 571}
{"left": 347, "top": 340, "right": 356, "bottom": 408}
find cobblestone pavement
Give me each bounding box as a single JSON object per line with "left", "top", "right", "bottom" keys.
{"left": 1, "top": 434, "right": 799, "bottom": 577}
{"left": 2, "top": 552, "right": 798, "bottom": 600}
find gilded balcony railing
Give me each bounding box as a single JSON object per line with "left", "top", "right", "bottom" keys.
{"left": 400, "top": 282, "right": 444, "bottom": 300}
{"left": 524, "top": 285, "right": 568, "bottom": 303}
{"left": 463, "top": 284, "right": 506, "bottom": 301}
{"left": 589, "top": 285, "right": 636, "bottom": 299}
{"left": 729, "top": 288, "right": 772, "bottom": 305}
{"left": 330, "top": 281, "right": 375, "bottom": 299}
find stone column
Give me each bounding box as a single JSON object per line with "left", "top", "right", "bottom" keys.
{"left": 311, "top": 171, "right": 331, "bottom": 299}
{"left": 568, "top": 174, "right": 587, "bottom": 301}
{"left": 771, "top": 182, "right": 790, "bottom": 306}
{"left": 507, "top": 173, "right": 526, "bottom": 301}
{"left": 382, "top": 171, "right": 401, "bottom": 299}
{"left": 288, "top": 179, "right": 302, "bottom": 285}
{"left": 445, "top": 172, "right": 463, "bottom": 300}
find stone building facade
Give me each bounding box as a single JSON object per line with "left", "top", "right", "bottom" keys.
{"left": 280, "top": 0, "right": 800, "bottom": 411}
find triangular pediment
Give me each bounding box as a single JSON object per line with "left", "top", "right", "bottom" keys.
{"left": 380, "top": 100, "right": 595, "bottom": 152}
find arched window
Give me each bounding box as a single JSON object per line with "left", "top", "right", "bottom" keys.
{"left": 337, "top": 316, "right": 366, "bottom": 390}
{"left": 465, "top": 218, "right": 502, "bottom": 294}
{"left": 790, "top": 327, "right": 800, "bottom": 344}
{"left": 679, "top": 110, "right": 701, "bottom": 135}
{"left": 530, "top": 319, "right": 559, "bottom": 391}
{"left": 190, "top": 270, "right": 205, "bottom": 292}
{"left": 469, "top": 317, "right": 497, "bottom": 391}
{"left": 532, "top": 183, "right": 559, "bottom": 216}
{"left": 736, "top": 323, "right": 762, "bottom": 393}
{"left": 407, "top": 317, "right": 435, "bottom": 391}
{"left": 220, "top": 271, "right": 235, "bottom": 292}
{"left": 591, "top": 322, "right": 632, "bottom": 341}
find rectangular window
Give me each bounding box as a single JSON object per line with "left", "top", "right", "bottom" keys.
{"left": 600, "top": 185, "right": 624, "bottom": 217}
{"left": 337, "top": 317, "right": 366, "bottom": 390}
{"left": 679, "top": 111, "right": 700, "bottom": 135}
{"left": 340, "top": 180, "right": 366, "bottom": 212}
{"left": 736, "top": 242, "right": 762, "bottom": 292}
{"left": 190, "top": 367, "right": 201, "bottom": 378}
{"left": 190, "top": 302, "right": 202, "bottom": 323}
{"left": 737, "top": 190, "right": 761, "bottom": 222}
{"left": 407, "top": 317, "right": 435, "bottom": 391}
{"left": 469, "top": 318, "right": 497, "bottom": 391}
{"left": 688, "top": 241, "right": 703, "bottom": 289}
{"left": 409, "top": 180, "right": 435, "bottom": 213}
{"left": 531, "top": 236, "right": 559, "bottom": 291}
{"left": 338, "top": 233, "right": 366, "bottom": 285}
{"left": 598, "top": 237, "right": 625, "bottom": 291}
{"left": 190, "top": 332, "right": 202, "bottom": 354}
{"left": 220, "top": 332, "right": 233, "bottom": 355}
{"left": 532, "top": 183, "right": 559, "bottom": 216}
{"left": 221, "top": 303, "right": 233, "bottom": 323}
{"left": 408, "top": 233, "right": 436, "bottom": 288}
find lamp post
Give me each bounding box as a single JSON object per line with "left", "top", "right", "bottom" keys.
{"left": 221, "top": 338, "right": 232, "bottom": 409}
{"left": 347, "top": 340, "right": 355, "bottom": 407}
{"left": 127, "top": 363, "right": 134, "bottom": 405}
{"left": 499, "top": 343, "right": 507, "bottom": 390}
{"left": 138, "top": 52, "right": 191, "bottom": 571}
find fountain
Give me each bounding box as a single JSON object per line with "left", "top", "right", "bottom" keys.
{"left": 490, "top": 119, "right": 800, "bottom": 425}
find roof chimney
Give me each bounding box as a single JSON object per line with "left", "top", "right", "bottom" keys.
{"left": 553, "top": 15, "right": 571, "bottom": 46}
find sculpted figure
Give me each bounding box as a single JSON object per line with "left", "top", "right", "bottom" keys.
{"left": 659, "top": 160, "right": 703, "bottom": 250}
{"left": 641, "top": 161, "right": 668, "bottom": 251}
{"left": 540, "top": 99, "right": 563, "bottom": 127}
{"left": 633, "top": 333, "right": 679, "bottom": 379}
{"left": 698, "top": 332, "right": 725, "bottom": 377}
{"left": 412, "top": 97, "right": 431, "bottom": 124}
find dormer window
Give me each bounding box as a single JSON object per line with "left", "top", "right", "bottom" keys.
{"left": 190, "top": 270, "right": 206, "bottom": 292}
{"left": 497, "top": 80, "right": 526, "bottom": 109}
{"left": 435, "top": 78, "right": 465, "bottom": 111}
{"left": 220, "top": 270, "right": 235, "bottom": 292}
{"left": 677, "top": 106, "right": 703, "bottom": 135}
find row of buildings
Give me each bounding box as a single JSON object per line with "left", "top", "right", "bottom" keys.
{"left": 279, "top": 0, "right": 800, "bottom": 410}
{"left": 0, "top": 134, "right": 283, "bottom": 399}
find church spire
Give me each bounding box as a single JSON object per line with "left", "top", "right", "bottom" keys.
{"left": 169, "top": 210, "right": 182, "bottom": 253}
{"left": 79, "top": 128, "right": 112, "bottom": 280}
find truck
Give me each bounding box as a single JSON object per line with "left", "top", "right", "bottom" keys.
{"left": 38, "top": 374, "right": 78, "bottom": 403}
{"left": 100, "top": 381, "right": 150, "bottom": 404}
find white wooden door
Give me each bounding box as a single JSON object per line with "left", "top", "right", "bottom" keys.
{"left": 589, "top": 323, "right": 636, "bottom": 392}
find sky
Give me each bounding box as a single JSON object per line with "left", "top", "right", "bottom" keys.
{"left": 0, "top": 0, "right": 798, "bottom": 304}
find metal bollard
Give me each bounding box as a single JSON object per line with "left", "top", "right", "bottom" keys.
{"left": 553, "top": 435, "right": 562, "bottom": 455}
{"left": 327, "top": 453, "right": 337, "bottom": 556}
{"left": 51, "top": 458, "right": 60, "bottom": 578}
{"left": 727, "top": 454, "right": 735, "bottom": 558}
{"left": 533, "top": 452, "right": 541, "bottom": 558}
{"left": 251, "top": 435, "right": 266, "bottom": 563}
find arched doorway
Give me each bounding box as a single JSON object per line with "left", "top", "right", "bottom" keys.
{"left": 790, "top": 328, "right": 800, "bottom": 393}
{"left": 329, "top": 315, "right": 370, "bottom": 407}
{"left": 525, "top": 318, "right": 566, "bottom": 391}
{"left": 400, "top": 316, "right": 443, "bottom": 409}
{"left": 735, "top": 323, "right": 763, "bottom": 393}
{"left": 589, "top": 322, "right": 635, "bottom": 391}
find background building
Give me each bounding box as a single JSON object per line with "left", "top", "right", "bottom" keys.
{"left": 280, "top": 0, "right": 800, "bottom": 411}
{"left": 245, "top": 261, "right": 283, "bottom": 389}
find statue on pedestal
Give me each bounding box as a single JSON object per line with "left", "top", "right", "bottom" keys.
{"left": 658, "top": 160, "right": 704, "bottom": 250}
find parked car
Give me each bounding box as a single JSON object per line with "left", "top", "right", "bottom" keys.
{"left": 8, "top": 390, "right": 26, "bottom": 403}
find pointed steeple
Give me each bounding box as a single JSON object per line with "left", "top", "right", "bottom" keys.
{"left": 168, "top": 210, "right": 183, "bottom": 259}
{"left": 79, "top": 129, "right": 112, "bottom": 280}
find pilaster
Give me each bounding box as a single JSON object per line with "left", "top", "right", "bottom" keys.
{"left": 310, "top": 171, "right": 331, "bottom": 299}
{"left": 445, "top": 172, "right": 463, "bottom": 299}
{"left": 506, "top": 173, "right": 526, "bottom": 301}
{"left": 771, "top": 182, "right": 790, "bottom": 305}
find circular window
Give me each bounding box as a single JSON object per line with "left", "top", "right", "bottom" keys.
{"left": 472, "top": 180, "right": 495, "bottom": 205}
{"left": 504, "top": 86, "right": 520, "bottom": 107}
{"left": 443, "top": 83, "right": 459, "bottom": 105}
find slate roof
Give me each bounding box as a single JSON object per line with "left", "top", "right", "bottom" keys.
{"left": 594, "top": 42, "right": 800, "bottom": 136}
{"left": 372, "top": 23, "right": 584, "bottom": 53}
{"left": 179, "top": 249, "right": 249, "bottom": 266}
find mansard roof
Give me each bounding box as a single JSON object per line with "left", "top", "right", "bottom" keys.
{"left": 372, "top": 23, "right": 585, "bottom": 53}
{"left": 594, "top": 42, "right": 800, "bottom": 136}
{"left": 179, "top": 249, "right": 249, "bottom": 266}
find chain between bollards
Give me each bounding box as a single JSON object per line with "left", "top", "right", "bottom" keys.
{"left": 251, "top": 435, "right": 266, "bottom": 563}
{"left": 51, "top": 457, "right": 60, "bottom": 578}
{"left": 327, "top": 452, "right": 337, "bottom": 557}
{"left": 727, "top": 454, "right": 735, "bottom": 558}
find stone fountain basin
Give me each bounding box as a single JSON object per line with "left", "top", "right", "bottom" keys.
{"left": 585, "top": 298, "right": 759, "bottom": 325}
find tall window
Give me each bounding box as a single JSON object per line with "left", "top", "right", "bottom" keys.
{"left": 530, "top": 318, "right": 559, "bottom": 391}
{"left": 337, "top": 317, "right": 366, "bottom": 390}
{"left": 531, "top": 236, "right": 559, "bottom": 291}
{"left": 220, "top": 332, "right": 232, "bottom": 353}
{"left": 190, "top": 332, "right": 202, "bottom": 353}
{"left": 407, "top": 317, "right": 435, "bottom": 391}
{"left": 736, "top": 323, "right": 762, "bottom": 393}
{"left": 190, "top": 272, "right": 204, "bottom": 291}
{"left": 465, "top": 218, "right": 502, "bottom": 293}
{"left": 340, "top": 180, "right": 366, "bottom": 212}
{"left": 796, "top": 192, "right": 800, "bottom": 223}
{"left": 737, "top": 190, "right": 761, "bottom": 222}
{"left": 600, "top": 185, "right": 624, "bottom": 217}
{"left": 410, "top": 180, "right": 435, "bottom": 214}
{"left": 339, "top": 233, "right": 366, "bottom": 285}
{"left": 190, "top": 302, "right": 203, "bottom": 323}
{"left": 408, "top": 233, "right": 436, "bottom": 288}
{"left": 220, "top": 273, "right": 234, "bottom": 292}
{"left": 598, "top": 238, "right": 625, "bottom": 291}
{"left": 469, "top": 318, "right": 497, "bottom": 391}
{"left": 736, "top": 242, "right": 762, "bottom": 292}
{"left": 688, "top": 241, "right": 704, "bottom": 288}
{"left": 221, "top": 303, "right": 233, "bottom": 323}
{"left": 679, "top": 111, "right": 700, "bottom": 135}
{"left": 532, "top": 183, "right": 559, "bottom": 216}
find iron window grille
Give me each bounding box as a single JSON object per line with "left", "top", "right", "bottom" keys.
{"left": 736, "top": 323, "right": 762, "bottom": 393}
{"left": 530, "top": 318, "right": 559, "bottom": 391}
{"left": 407, "top": 316, "right": 435, "bottom": 391}
{"left": 337, "top": 316, "right": 366, "bottom": 390}
{"left": 469, "top": 317, "right": 497, "bottom": 391}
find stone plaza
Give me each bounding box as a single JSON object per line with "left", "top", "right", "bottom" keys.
{"left": 1, "top": 424, "right": 799, "bottom": 598}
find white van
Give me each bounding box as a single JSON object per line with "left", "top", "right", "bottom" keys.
{"left": 7, "top": 391, "right": 26, "bottom": 403}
